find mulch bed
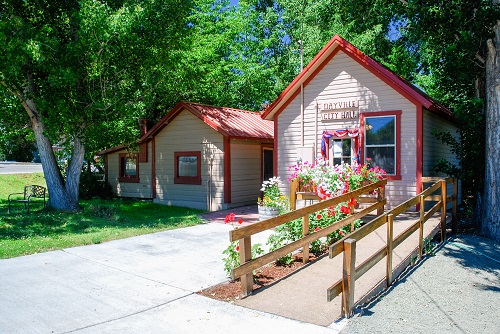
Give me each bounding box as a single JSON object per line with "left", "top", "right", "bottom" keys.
{"left": 198, "top": 252, "right": 322, "bottom": 302}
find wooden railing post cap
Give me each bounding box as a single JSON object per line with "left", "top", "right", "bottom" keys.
{"left": 345, "top": 238, "right": 356, "bottom": 245}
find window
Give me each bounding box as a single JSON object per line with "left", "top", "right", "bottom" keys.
{"left": 174, "top": 151, "right": 201, "bottom": 185}
{"left": 364, "top": 114, "right": 398, "bottom": 176}
{"left": 119, "top": 154, "right": 139, "bottom": 183}
{"left": 332, "top": 138, "right": 352, "bottom": 165}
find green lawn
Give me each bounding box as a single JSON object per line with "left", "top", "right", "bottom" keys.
{"left": 0, "top": 173, "right": 205, "bottom": 259}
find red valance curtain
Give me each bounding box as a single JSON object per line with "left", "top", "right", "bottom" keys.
{"left": 321, "top": 129, "right": 360, "bottom": 162}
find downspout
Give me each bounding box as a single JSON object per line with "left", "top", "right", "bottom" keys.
{"left": 315, "top": 99, "right": 318, "bottom": 158}
{"left": 207, "top": 155, "right": 213, "bottom": 212}
{"left": 301, "top": 82, "right": 304, "bottom": 147}
{"left": 299, "top": 40, "right": 304, "bottom": 147}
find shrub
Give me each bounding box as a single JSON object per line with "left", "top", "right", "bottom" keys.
{"left": 79, "top": 171, "right": 114, "bottom": 200}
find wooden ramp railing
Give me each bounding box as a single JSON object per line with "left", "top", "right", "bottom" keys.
{"left": 327, "top": 177, "right": 458, "bottom": 317}
{"left": 230, "top": 179, "right": 387, "bottom": 297}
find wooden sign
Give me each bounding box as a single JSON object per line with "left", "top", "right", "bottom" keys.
{"left": 320, "top": 100, "right": 359, "bottom": 121}
{"left": 321, "top": 110, "right": 359, "bottom": 121}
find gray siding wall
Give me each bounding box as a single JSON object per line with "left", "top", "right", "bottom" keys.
{"left": 423, "top": 109, "right": 461, "bottom": 206}
{"left": 423, "top": 109, "right": 460, "bottom": 177}
{"left": 230, "top": 140, "right": 263, "bottom": 206}
{"left": 153, "top": 110, "right": 225, "bottom": 211}
{"left": 107, "top": 144, "right": 153, "bottom": 198}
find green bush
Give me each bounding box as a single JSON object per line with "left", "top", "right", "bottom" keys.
{"left": 79, "top": 171, "right": 114, "bottom": 199}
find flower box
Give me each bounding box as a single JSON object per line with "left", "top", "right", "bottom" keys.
{"left": 258, "top": 206, "right": 280, "bottom": 221}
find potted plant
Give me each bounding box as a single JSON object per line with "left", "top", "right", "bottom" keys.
{"left": 257, "top": 176, "right": 287, "bottom": 220}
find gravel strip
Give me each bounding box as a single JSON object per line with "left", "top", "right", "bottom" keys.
{"left": 341, "top": 234, "right": 500, "bottom": 334}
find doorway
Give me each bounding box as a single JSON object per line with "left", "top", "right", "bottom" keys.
{"left": 263, "top": 148, "right": 274, "bottom": 180}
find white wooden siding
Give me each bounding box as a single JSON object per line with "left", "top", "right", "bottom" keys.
{"left": 230, "top": 140, "right": 263, "bottom": 206}
{"left": 106, "top": 144, "right": 153, "bottom": 198}
{"left": 277, "top": 50, "right": 418, "bottom": 208}
{"left": 153, "top": 110, "right": 225, "bottom": 211}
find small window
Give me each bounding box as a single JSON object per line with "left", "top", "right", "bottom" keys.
{"left": 119, "top": 154, "right": 139, "bottom": 183}
{"left": 332, "top": 138, "right": 352, "bottom": 165}
{"left": 174, "top": 151, "right": 201, "bottom": 185}
{"left": 364, "top": 116, "right": 396, "bottom": 175}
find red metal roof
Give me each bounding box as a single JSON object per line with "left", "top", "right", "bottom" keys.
{"left": 142, "top": 101, "right": 274, "bottom": 142}
{"left": 184, "top": 102, "right": 274, "bottom": 139}
{"left": 97, "top": 102, "right": 273, "bottom": 156}
{"left": 262, "top": 35, "right": 453, "bottom": 121}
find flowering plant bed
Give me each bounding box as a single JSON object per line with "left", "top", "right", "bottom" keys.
{"left": 200, "top": 252, "right": 322, "bottom": 302}
{"left": 289, "top": 158, "right": 386, "bottom": 200}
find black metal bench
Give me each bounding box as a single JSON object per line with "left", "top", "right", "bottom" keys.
{"left": 8, "top": 185, "right": 46, "bottom": 214}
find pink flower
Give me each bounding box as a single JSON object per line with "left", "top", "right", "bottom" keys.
{"left": 315, "top": 227, "right": 321, "bottom": 232}
{"left": 235, "top": 245, "right": 240, "bottom": 251}
{"left": 339, "top": 230, "right": 346, "bottom": 236}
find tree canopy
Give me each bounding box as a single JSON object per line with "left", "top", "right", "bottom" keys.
{"left": 1, "top": 0, "right": 499, "bottom": 239}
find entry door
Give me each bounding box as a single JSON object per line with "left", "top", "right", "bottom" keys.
{"left": 331, "top": 138, "right": 352, "bottom": 165}
{"left": 263, "top": 148, "right": 274, "bottom": 180}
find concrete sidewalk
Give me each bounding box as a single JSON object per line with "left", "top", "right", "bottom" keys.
{"left": 0, "top": 222, "right": 337, "bottom": 334}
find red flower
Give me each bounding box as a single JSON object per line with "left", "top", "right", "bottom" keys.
{"left": 316, "top": 214, "right": 322, "bottom": 220}
{"left": 339, "top": 230, "right": 346, "bottom": 236}
{"left": 315, "top": 227, "right": 321, "bottom": 232}
{"left": 340, "top": 206, "right": 350, "bottom": 215}
{"left": 348, "top": 198, "right": 357, "bottom": 207}
{"left": 235, "top": 245, "right": 240, "bottom": 251}
{"left": 224, "top": 215, "right": 230, "bottom": 223}
{"left": 238, "top": 218, "right": 243, "bottom": 225}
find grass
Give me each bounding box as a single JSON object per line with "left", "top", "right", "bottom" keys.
{"left": 0, "top": 173, "right": 205, "bottom": 259}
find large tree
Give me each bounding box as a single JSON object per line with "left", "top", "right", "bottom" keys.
{"left": 0, "top": 0, "right": 191, "bottom": 210}
{"left": 483, "top": 0, "right": 500, "bottom": 239}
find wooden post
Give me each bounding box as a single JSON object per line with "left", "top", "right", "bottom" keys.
{"left": 377, "top": 186, "right": 385, "bottom": 216}
{"left": 452, "top": 178, "right": 458, "bottom": 234}
{"left": 440, "top": 179, "right": 447, "bottom": 242}
{"left": 290, "top": 179, "right": 298, "bottom": 211}
{"left": 419, "top": 195, "right": 425, "bottom": 259}
{"left": 302, "top": 214, "right": 310, "bottom": 264}
{"left": 342, "top": 238, "right": 356, "bottom": 318}
{"left": 239, "top": 236, "right": 253, "bottom": 297}
{"left": 349, "top": 203, "right": 355, "bottom": 232}
{"left": 386, "top": 214, "right": 394, "bottom": 287}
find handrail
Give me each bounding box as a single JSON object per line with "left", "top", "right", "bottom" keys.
{"left": 230, "top": 179, "right": 387, "bottom": 296}
{"left": 326, "top": 177, "right": 458, "bottom": 317}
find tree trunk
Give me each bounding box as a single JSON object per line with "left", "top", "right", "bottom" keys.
{"left": 22, "top": 95, "right": 79, "bottom": 211}
{"left": 65, "top": 135, "right": 85, "bottom": 205}
{"left": 483, "top": 14, "right": 500, "bottom": 240}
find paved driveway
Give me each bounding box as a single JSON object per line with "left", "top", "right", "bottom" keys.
{"left": 0, "top": 162, "right": 43, "bottom": 174}
{"left": 0, "top": 223, "right": 337, "bottom": 334}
